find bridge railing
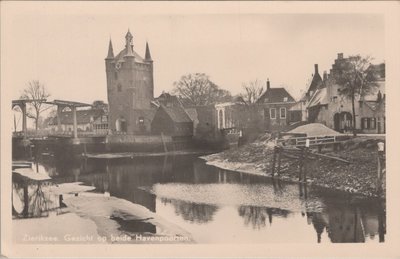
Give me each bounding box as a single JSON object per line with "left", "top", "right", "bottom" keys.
{"left": 13, "top": 130, "right": 108, "bottom": 138}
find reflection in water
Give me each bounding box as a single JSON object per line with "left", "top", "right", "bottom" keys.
{"left": 12, "top": 180, "right": 61, "bottom": 218}
{"left": 12, "top": 152, "right": 387, "bottom": 243}
{"left": 161, "top": 198, "right": 218, "bottom": 224}
{"left": 111, "top": 216, "right": 157, "bottom": 234}
{"left": 238, "top": 206, "right": 289, "bottom": 229}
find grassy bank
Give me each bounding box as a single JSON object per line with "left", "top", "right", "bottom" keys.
{"left": 201, "top": 135, "right": 385, "bottom": 198}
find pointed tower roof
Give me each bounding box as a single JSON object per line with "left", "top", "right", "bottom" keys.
{"left": 125, "top": 28, "right": 133, "bottom": 39}
{"left": 124, "top": 29, "right": 134, "bottom": 57}
{"left": 145, "top": 41, "right": 152, "bottom": 61}
{"left": 106, "top": 38, "right": 114, "bottom": 59}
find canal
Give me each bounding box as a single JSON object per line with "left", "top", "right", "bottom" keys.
{"left": 12, "top": 154, "right": 386, "bottom": 243}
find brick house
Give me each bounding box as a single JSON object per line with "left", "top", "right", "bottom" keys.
{"left": 255, "top": 80, "right": 297, "bottom": 132}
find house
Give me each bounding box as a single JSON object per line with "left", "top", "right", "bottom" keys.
{"left": 307, "top": 53, "right": 385, "bottom": 133}
{"left": 290, "top": 64, "right": 324, "bottom": 123}
{"left": 215, "top": 96, "right": 247, "bottom": 131}
{"left": 255, "top": 79, "right": 297, "bottom": 132}
{"left": 48, "top": 108, "right": 107, "bottom": 133}
{"left": 151, "top": 104, "right": 193, "bottom": 139}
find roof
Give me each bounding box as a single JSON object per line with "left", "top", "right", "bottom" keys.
{"left": 307, "top": 73, "right": 323, "bottom": 96}
{"left": 307, "top": 88, "right": 329, "bottom": 108}
{"left": 363, "top": 81, "right": 385, "bottom": 101}
{"left": 155, "top": 92, "right": 182, "bottom": 107}
{"left": 114, "top": 47, "right": 145, "bottom": 63}
{"left": 367, "top": 63, "right": 385, "bottom": 79}
{"left": 288, "top": 123, "right": 342, "bottom": 137}
{"left": 184, "top": 108, "right": 199, "bottom": 123}
{"left": 256, "top": 87, "right": 296, "bottom": 104}
{"left": 50, "top": 109, "right": 104, "bottom": 125}
{"left": 161, "top": 105, "right": 192, "bottom": 123}
{"left": 47, "top": 99, "right": 92, "bottom": 108}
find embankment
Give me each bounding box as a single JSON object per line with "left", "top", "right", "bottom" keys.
{"left": 201, "top": 136, "right": 385, "bottom": 197}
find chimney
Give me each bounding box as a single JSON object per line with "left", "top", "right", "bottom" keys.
{"left": 323, "top": 71, "right": 328, "bottom": 81}
{"left": 338, "top": 53, "right": 344, "bottom": 60}
{"left": 314, "top": 64, "right": 319, "bottom": 75}
{"left": 266, "top": 79, "right": 270, "bottom": 90}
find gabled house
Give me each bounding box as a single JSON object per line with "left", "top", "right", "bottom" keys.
{"left": 255, "top": 79, "right": 297, "bottom": 132}
{"left": 151, "top": 93, "right": 193, "bottom": 139}
{"left": 48, "top": 108, "right": 107, "bottom": 133}
{"left": 151, "top": 105, "right": 193, "bottom": 138}
{"left": 306, "top": 53, "right": 385, "bottom": 133}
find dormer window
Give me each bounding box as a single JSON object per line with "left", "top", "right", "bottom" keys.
{"left": 283, "top": 97, "right": 288, "bottom": 102}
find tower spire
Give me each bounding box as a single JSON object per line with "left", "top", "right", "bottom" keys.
{"left": 106, "top": 38, "right": 114, "bottom": 59}
{"left": 145, "top": 41, "right": 152, "bottom": 61}
{"left": 125, "top": 29, "right": 134, "bottom": 57}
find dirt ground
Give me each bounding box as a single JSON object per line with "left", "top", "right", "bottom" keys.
{"left": 203, "top": 135, "right": 386, "bottom": 197}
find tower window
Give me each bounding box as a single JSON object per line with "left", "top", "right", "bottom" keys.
{"left": 114, "top": 72, "right": 118, "bottom": 80}
{"left": 117, "top": 84, "right": 122, "bottom": 92}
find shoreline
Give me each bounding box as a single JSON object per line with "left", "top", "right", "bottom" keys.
{"left": 200, "top": 136, "right": 386, "bottom": 199}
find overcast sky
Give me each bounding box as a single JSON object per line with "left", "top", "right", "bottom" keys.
{"left": 2, "top": 2, "right": 384, "bottom": 105}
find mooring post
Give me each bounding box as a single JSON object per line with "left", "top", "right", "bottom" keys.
{"left": 277, "top": 146, "right": 282, "bottom": 176}
{"left": 303, "top": 139, "right": 310, "bottom": 182}
{"left": 298, "top": 147, "right": 304, "bottom": 181}
{"left": 303, "top": 147, "right": 309, "bottom": 182}
{"left": 272, "top": 146, "right": 277, "bottom": 177}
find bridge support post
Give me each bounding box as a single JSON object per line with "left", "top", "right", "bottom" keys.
{"left": 21, "top": 103, "right": 31, "bottom": 147}
{"left": 71, "top": 106, "right": 80, "bottom": 145}
{"left": 56, "top": 105, "right": 63, "bottom": 132}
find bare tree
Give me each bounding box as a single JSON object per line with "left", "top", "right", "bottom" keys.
{"left": 20, "top": 80, "right": 51, "bottom": 131}
{"left": 334, "top": 55, "right": 379, "bottom": 136}
{"left": 240, "top": 79, "right": 265, "bottom": 104}
{"left": 172, "top": 73, "right": 232, "bottom": 106}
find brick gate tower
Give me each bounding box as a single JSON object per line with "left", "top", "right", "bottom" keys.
{"left": 105, "top": 29, "right": 155, "bottom": 134}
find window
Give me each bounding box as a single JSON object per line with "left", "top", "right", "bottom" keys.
{"left": 332, "top": 96, "right": 338, "bottom": 103}
{"left": 270, "top": 108, "right": 276, "bottom": 119}
{"left": 371, "top": 118, "right": 376, "bottom": 129}
{"left": 264, "top": 98, "right": 269, "bottom": 103}
{"left": 280, "top": 107, "right": 286, "bottom": 119}
{"left": 114, "top": 72, "right": 118, "bottom": 80}
{"left": 283, "top": 97, "right": 288, "bottom": 102}
{"left": 361, "top": 117, "right": 377, "bottom": 129}
{"left": 117, "top": 84, "right": 122, "bottom": 92}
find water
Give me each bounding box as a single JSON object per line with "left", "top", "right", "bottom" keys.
{"left": 12, "top": 154, "right": 386, "bottom": 243}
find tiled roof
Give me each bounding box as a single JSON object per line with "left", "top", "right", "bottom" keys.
{"left": 161, "top": 105, "right": 192, "bottom": 123}
{"left": 256, "top": 87, "right": 296, "bottom": 104}
{"left": 50, "top": 109, "right": 104, "bottom": 125}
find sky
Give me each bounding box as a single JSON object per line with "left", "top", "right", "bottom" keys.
{"left": 2, "top": 2, "right": 384, "bottom": 107}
